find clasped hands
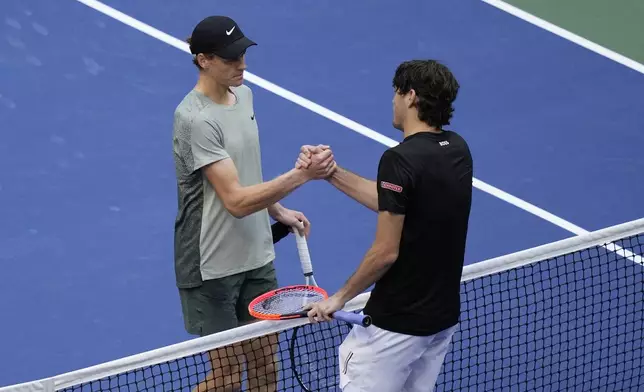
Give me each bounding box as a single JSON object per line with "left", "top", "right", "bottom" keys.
{"left": 294, "top": 144, "right": 337, "bottom": 180}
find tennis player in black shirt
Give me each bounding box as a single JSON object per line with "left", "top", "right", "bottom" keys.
{"left": 299, "top": 60, "right": 473, "bottom": 391}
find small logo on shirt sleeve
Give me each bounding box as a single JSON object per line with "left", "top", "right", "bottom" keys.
{"left": 380, "top": 181, "right": 403, "bottom": 193}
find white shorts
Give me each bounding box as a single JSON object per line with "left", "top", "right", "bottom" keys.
{"left": 338, "top": 322, "right": 457, "bottom": 392}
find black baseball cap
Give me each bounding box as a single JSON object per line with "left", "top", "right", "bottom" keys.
{"left": 189, "top": 16, "right": 256, "bottom": 60}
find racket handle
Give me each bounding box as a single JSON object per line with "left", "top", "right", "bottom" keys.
{"left": 333, "top": 311, "right": 372, "bottom": 327}
{"left": 293, "top": 222, "right": 313, "bottom": 276}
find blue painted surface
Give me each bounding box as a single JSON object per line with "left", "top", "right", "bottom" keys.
{"left": 0, "top": 0, "right": 642, "bottom": 388}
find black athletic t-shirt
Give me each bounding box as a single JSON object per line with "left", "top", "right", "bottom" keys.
{"left": 362, "top": 130, "right": 473, "bottom": 336}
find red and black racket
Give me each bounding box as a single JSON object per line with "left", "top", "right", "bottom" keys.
{"left": 249, "top": 222, "right": 371, "bottom": 391}
{"left": 248, "top": 284, "right": 371, "bottom": 327}
{"left": 249, "top": 221, "right": 371, "bottom": 326}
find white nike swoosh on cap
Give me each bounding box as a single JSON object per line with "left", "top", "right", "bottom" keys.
{"left": 226, "top": 26, "right": 235, "bottom": 35}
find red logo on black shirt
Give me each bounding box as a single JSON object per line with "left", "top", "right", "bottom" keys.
{"left": 380, "top": 181, "right": 403, "bottom": 193}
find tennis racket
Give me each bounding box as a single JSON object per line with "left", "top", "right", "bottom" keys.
{"left": 248, "top": 284, "right": 371, "bottom": 326}
{"left": 291, "top": 221, "right": 371, "bottom": 325}
{"left": 248, "top": 221, "right": 370, "bottom": 392}
{"left": 289, "top": 222, "right": 366, "bottom": 391}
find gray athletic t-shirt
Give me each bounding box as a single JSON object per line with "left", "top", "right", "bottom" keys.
{"left": 172, "top": 85, "right": 274, "bottom": 288}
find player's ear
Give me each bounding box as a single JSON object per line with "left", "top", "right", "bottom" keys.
{"left": 196, "top": 53, "right": 214, "bottom": 70}
{"left": 406, "top": 89, "right": 417, "bottom": 108}
{"left": 196, "top": 53, "right": 206, "bottom": 69}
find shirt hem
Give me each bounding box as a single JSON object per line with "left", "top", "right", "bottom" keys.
{"left": 200, "top": 253, "right": 276, "bottom": 281}
{"left": 370, "top": 318, "right": 459, "bottom": 337}
{"left": 176, "top": 281, "right": 203, "bottom": 290}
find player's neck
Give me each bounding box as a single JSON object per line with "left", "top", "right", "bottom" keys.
{"left": 403, "top": 118, "right": 442, "bottom": 138}
{"left": 195, "top": 74, "right": 233, "bottom": 105}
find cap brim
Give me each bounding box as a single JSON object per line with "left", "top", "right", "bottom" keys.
{"left": 215, "top": 36, "right": 257, "bottom": 60}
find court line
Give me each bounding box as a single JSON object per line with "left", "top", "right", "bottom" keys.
{"left": 73, "top": 0, "right": 590, "bottom": 237}
{"left": 482, "top": 0, "right": 644, "bottom": 75}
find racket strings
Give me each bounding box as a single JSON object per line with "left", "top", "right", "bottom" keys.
{"left": 251, "top": 289, "right": 326, "bottom": 316}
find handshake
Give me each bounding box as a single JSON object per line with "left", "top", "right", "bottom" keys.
{"left": 294, "top": 144, "right": 337, "bottom": 180}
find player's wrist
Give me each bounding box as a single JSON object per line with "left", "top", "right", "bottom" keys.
{"left": 333, "top": 288, "right": 353, "bottom": 305}
{"left": 267, "top": 203, "right": 285, "bottom": 219}
{"left": 326, "top": 164, "right": 341, "bottom": 183}
{"left": 290, "top": 167, "right": 313, "bottom": 184}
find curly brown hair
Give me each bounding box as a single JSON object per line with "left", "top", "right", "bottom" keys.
{"left": 392, "top": 60, "right": 460, "bottom": 129}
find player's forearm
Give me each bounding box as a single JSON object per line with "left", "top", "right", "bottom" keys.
{"left": 228, "top": 170, "right": 307, "bottom": 218}
{"left": 335, "top": 245, "right": 398, "bottom": 304}
{"left": 327, "top": 165, "right": 378, "bottom": 212}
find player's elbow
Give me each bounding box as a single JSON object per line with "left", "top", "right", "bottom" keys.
{"left": 377, "top": 248, "right": 399, "bottom": 266}
{"left": 224, "top": 202, "right": 250, "bottom": 219}
{"left": 384, "top": 251, "right": 399, "bottom": 265}
{"left": 221, "top": 195, "right": 250, "bottom": 219}
{"left": 362, "top": 191, "right": 379, "bottom": 213}
{"left": 227, "top": 206, "right": 246, "bottom": 219}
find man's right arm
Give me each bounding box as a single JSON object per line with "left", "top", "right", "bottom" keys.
{"left": 191, "top": 118, "right": 334, "bottom": 219}
{"left": 327, "top": 166, "right": 378, "bottom": 212}
{"left": 202, "top": 159, "right": 309, "bottom": 218}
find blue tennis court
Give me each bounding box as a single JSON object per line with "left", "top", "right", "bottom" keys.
{"left": 1, "top": 0, "right": 643, "bottom": 388}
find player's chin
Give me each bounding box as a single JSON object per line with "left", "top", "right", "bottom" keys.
{"left": 230, "top": 74, "right": 244, "bottom": 86}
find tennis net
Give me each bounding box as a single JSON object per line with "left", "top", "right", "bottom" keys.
{"left": 2, "top": 218, "right": 643, "bottom": 392}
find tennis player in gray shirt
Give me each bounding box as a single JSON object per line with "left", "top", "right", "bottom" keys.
{"left": 172, "top": 15, "right": 336, "bottom": 391}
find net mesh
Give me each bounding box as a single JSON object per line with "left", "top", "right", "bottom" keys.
{"left": 443, "top": 234, "right": 643, "bottom": 392}
{"left": 3, "top": 223, "right": 643, "bottom": 392}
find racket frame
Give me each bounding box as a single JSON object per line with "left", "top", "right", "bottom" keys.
{"left": 248, "top": 284, "right": 371, "bottom": 326}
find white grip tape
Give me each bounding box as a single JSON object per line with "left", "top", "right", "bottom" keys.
{"left": 293, "top": 223, "right": 313, "bottom": 276}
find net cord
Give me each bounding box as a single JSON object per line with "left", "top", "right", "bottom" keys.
{"left": 1, "top": 216, "right": 642, "bottom": 392}
{"left": 462, "top": 216, "right": 644, "bottom": 283}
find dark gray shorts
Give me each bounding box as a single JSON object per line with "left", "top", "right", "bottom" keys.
{"left": 178, "top": 261, "right": 278, "bottom": 337}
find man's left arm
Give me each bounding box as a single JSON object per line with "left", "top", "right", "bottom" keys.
{"left": 333, "top": 211, "right": 404, "bottom": 304}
